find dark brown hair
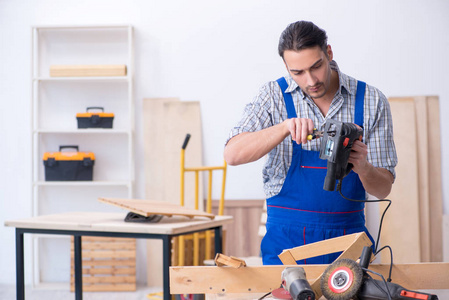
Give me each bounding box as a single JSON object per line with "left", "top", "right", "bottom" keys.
{"left": 278, "top": 21, "right": 328, "bottom": 58}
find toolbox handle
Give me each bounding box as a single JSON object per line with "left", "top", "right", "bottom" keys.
{"left": 59, "top": 145, "right": 79, "bottom": 152}
{"left": 182, "top": 134, "right": 191, "bottom": 150}
{"left": 86, "top": 107, "right": 104, "bottom": 112}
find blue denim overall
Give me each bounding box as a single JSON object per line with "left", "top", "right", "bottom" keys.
{"left": 260, "top": 77, "right": 375, "bottom": 265}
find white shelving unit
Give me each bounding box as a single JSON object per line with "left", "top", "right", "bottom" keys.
{"left": 31, "top": 25, "right": 134, "bottom": 287}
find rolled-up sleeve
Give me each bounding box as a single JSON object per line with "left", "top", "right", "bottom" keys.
{"left": 226, "top": 83, "right": 276, "bottom": 145}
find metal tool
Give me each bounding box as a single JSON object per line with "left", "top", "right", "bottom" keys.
{"left": 307, "top": 129, "right": 324, "bottom": 141}
{"left": 320, "top": 247, "right": 439, "bottom": 300}
{"left": 277, "top": 267, "right": 315, "bottom": 300}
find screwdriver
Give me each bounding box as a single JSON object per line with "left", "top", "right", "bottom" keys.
{"left": 307, "top": 129, "right": 324, "bottom": 140}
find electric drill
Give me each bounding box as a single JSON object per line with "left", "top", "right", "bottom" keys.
{"left": 318, "top": 119, "right": 363, "bottom": 192}
{"left": 281, "top": 267, "right": 315, "bottom": 300}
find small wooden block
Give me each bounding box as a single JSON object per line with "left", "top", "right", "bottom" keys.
{"left": 50, "top": 64, "right": 127, "bottom": 77}
{"left": 214, "top": 253, "right": 246, "bottom": 268}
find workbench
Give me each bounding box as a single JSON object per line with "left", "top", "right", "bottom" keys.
{"left": 5, "top": 211, "right": 233, "bottom": 300}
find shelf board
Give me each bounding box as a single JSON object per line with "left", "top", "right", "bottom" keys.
{"left": 33, "top": 76, "right": 130, "bottom": 82}
{"left": 34, "top": 129, "right": 130, "bottom": 134}
{"left": 34, "top": 181, "right": 132, "bottom": 187}
{"left": 34, "top": 25, "right": 132, "bottom": 30}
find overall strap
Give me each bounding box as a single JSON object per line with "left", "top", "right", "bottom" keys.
{"left": 277, "top": 77, "right": 297, "bottom": 118}
{"left": 354, "top": 81, "right": 366, "bottom": 127}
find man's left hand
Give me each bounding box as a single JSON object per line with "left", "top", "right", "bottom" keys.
{"left": 348, "top": 140, "right": 369, "bottom": 175}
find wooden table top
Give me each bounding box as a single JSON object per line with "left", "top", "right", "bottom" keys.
{"left": 5, "top": 211, "right": 233, "bottom": 235}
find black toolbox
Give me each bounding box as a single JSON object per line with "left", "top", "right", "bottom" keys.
{"left": 43, "top": 145, "right": 95, "bottom": 181}
{"left": 76, "top": 107, "right": 114, "bottom": 129}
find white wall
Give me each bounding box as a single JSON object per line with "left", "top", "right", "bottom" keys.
{"left": 1, "top": 0, "right": 448, "bottom": 286}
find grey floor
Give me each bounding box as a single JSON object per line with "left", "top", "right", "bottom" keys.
{"left": 0, "top": 284, "right": 164, "bottom": 300}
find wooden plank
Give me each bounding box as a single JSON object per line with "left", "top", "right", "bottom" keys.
{"left": 49, "top": 64, "right": 127, "bottom": 77}
{"left": 385, "top": 96, "right": 443, "bottom": 263}
{"left": 163, "top": 100, "right": 204, "bottom": 209}
{"left": 80, "top": 284, "right": 136, "bottom": 292}
{"left": 78, "top": 236, "right": 135, "bottom": 243}
{"left": 382, "top": 98, "right": 421, "bottom": 263}
{"left": 71, "top": 276, "right": 136, "bottom": 284}
{"left": 142, "top": 98, "right": 204, "bottom": 287}
{"left": 170, "top": 263, "right": 449, "bottom": 294}
{"left": 71, "top": 250, "right": 136, "bottom": 259}
{"left": 426, "top": 96, "right": 443, "bottom": 262}
{"left": 415, "top": 96, "right": 431, "bottom": 262}
{"left": 142, "top": 98, "right": 180, "bottom": 203}
{"left": 71, "top": 242, "right": 136, "bottom": 250}
{"left": 278, "top": 251, "right": 296, "bottom": 265}
{"left": 77, "top": 259, "right": 135, "bottom": 267}
{"left": 71, "top": 267, "right": 136, "bottom": 275}
{"left": 142, "top": 99, "right": 204, "bottom": 209}
{"left": 444, "top": 215, "right": 449, "bottom": 262}
{"left": 98, "top": 197, "right": 215, "bottom": 219}
{"left": 278, "top": 232, "right": 369, "bottom": 263}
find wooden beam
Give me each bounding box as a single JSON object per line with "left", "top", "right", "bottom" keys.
{"left": 385, "top": 98, "right": 421, "bottom": 263}
{"left": 170, "top": 263, "right": 449, "bottom": 294}
{"left": 278, "top": 232, "right": 370, "bottom": 263}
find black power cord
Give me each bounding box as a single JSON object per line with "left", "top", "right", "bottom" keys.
{"left": 257, "top": 284, "right": 282, "bottom": 300}
{"left": 336, "top": 180, "right": 391, "bottom": 254}
{"left": 375, "top": 245, "right": 394, "bottom": 282}
{"left": 337, "top": 179, "right": 394, "bottom": 282}
{"left": 362, "top": 269, "right": 393, "bottom": 300}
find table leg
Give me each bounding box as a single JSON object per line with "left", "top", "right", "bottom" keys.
{"left": 162, "top": 235, "right": 172, "bottom": 300}
{"left": 74, "top": 235, "right": 83, "bottom": 300}
{"left": 16, "top": 229, "right": 24, "bottom": 300}
{"left": 214, "top": 226, "right": 223, "bottom": 254}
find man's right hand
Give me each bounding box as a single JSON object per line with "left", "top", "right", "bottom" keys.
{"left": 285, "top": 117, "right": 315, "bottom": 145}
{"left": 224, "top": 118, "right": 315, "bottom": 166}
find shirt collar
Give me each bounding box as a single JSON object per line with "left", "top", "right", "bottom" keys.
{"left": 285, "top": 60, "right": 354, "bottom": 97}
{"left": 332, "top": 60, "right": 353, "bottom": 96}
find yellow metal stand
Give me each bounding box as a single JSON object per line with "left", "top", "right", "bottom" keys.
{"left": 148, "top": 133, "right": 227, "bottom": 300}
{"left": 178, "top": 133, "right": 227, "bottom": 266}
{"left": 146, "top": 291, "right": 163, "bottom": 299}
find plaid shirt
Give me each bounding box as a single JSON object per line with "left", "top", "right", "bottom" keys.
{"left": 227, "top": 61, "right": 397, "bottom": 198}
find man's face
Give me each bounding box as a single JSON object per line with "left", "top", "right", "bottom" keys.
{"left": 283, "top": 45, "right": 333, "bottom": 100}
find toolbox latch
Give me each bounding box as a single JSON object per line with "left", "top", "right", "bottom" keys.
{"left": 44, "top": 157, "right": 57, "bottom": 167}
{"left": 90, "top": 114, "right": 100, "bottom": 125}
